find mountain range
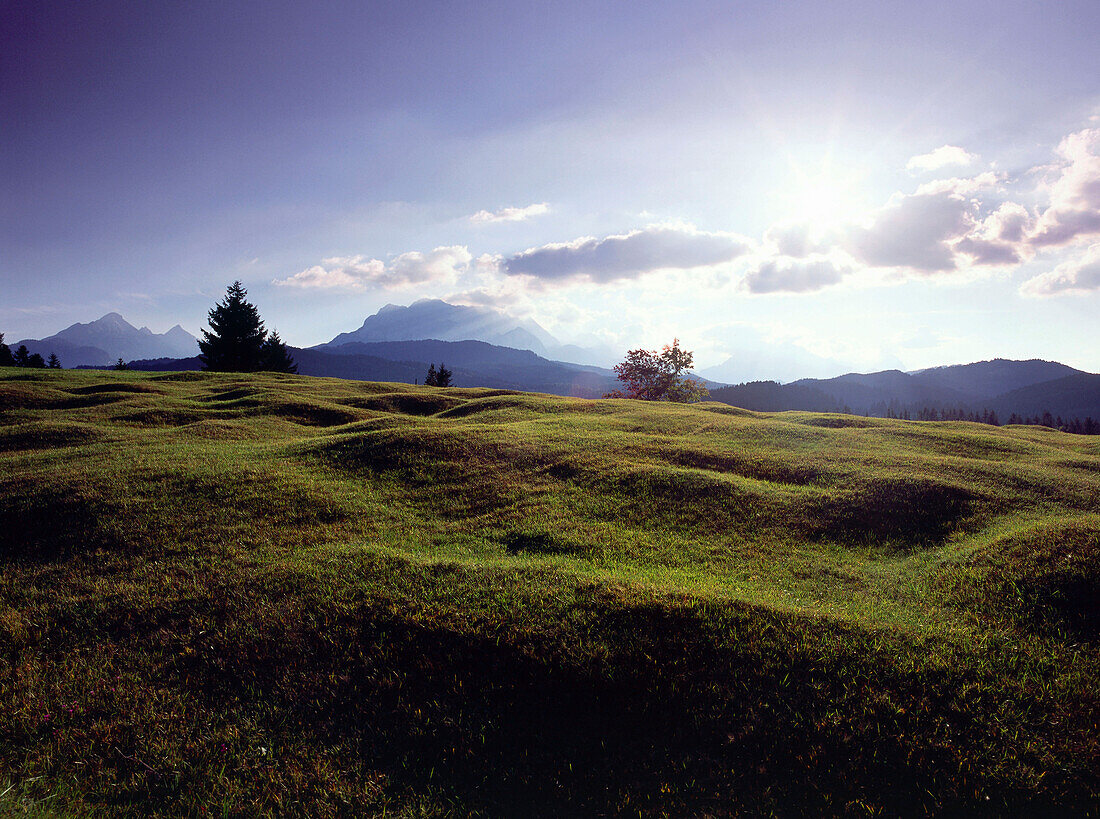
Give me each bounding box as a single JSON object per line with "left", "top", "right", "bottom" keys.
{"left": 15, "top": 313, "right": 198, "bottom": 367}
{"left": 321, "top": 299, "right": 615, "bottom": 367}
{"left": 10, "top": 304, "right": 1099, "bottom": 422}
{"left": 709, "top": 359, "right": 1100, "bottom": 421}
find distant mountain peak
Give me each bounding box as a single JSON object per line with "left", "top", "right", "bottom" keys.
{"left": 17, "top": 312, "right": 199, "bottom": 367}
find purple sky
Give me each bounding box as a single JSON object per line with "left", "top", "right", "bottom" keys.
{"left": 3, "top": 0, "right": 1100, "bottom": 373}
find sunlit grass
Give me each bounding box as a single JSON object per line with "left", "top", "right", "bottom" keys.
{"left": 1, "top": 366, "right": 1098, "bottom": 815}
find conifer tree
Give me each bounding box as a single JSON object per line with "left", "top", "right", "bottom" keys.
{"left": 424, "top": 363, "right": 438, "bottom": 386}
{"left": 13, "top": 345, "right": 30, "bottom": 367}
{"left": 436, "top": 363, "right": 453, "bottom": 387}
{"left": 260, "top": 331, "right": 297, "bottom": 373}
{"left": 46, "top": 352, "right": 62, "bottom": 369}
{"left": 0, "top": 334, "right": 13, "bottom": 367}
{"left": 199, "top": 281, "right": 267, "bottom": 372}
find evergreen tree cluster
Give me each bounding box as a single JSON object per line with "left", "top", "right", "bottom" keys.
{"left": 0, "top": 333, "right": 53, "bottom": 369}
{"left": 198, "top": 282, "right": 297, "bottom": 373}
{"left": 424, "top": 362, "right": 453, "bottom": 387}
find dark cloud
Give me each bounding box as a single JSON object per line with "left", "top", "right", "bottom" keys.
{"left": 953, "top": 236, "right": 1021, "bottom": 265}
{"left": 845, "top": 191, "right": 972, "bottom": 273}
{"left": 741, "top": 257, "right": 847, "bottom": 294}
{"left": 764, "top": 222, "right": 823, "bottom": 258}
{"left": 503, "top": 224, "right": 751, "bottom": 284}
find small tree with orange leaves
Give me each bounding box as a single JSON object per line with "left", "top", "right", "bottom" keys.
{"left": 606, "top": 338, "right": 709, "bottom": 402}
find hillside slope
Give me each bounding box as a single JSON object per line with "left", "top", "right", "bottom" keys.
{"left": 2, "top": 368, "right": 1099, "bottom": 815}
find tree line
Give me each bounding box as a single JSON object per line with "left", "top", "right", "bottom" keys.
{"left": 888, "top": 405, "right": 1098, "bottom": 434}
{"left": 0, "top": 334, "right": 60, "bottom": 369}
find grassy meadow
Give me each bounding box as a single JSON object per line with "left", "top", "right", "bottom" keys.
{"left": 1, "top": 367, "right": 1098, "bottom": 816}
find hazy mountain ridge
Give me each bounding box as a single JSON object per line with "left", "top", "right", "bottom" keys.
{"left": 16, "top": 312, "right": 198, "bottom": 366}
{"left": 320, "top": 299, "right": 614, "bottom": 366}
{"left": 128, "top": 338, "right": 620, "bottom": 398}
{"left": 711, "top": 359, "right": 1100, "bottom": 421}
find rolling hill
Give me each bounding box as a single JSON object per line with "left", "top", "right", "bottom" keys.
{"left": 1, "top": 366, "right": 1099, "bottom": 814}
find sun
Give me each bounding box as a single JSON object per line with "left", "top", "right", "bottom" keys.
{"left": 773, "top": 153, "right": 869, "bottom": 230}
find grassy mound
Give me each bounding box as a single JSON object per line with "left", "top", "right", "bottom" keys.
{"left": 1, "top": 367, "right": 1099, "bottom": 815}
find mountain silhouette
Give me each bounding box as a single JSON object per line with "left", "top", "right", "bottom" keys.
{"left": 16, "top": 313, "right": 198, "bottom": 367}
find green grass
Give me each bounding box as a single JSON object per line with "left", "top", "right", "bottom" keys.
{"left": 1, "top": 367, "right": 1098, "bottom": 816}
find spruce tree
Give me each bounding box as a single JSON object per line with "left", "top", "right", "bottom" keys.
{"left": 424, "top": 363, "right": 438, "bottom": 386}
{"left": 199, "top": 281, "right": 267, "bottom": 372}
{"left": 0, "top": 334, "right": 13, "bottom": 367}
{"left": 13, "top": 345, "right": 30, "bottom": 367}
{"left": 436, "top": 363, "right": 453, "bottom": 387}
{"left": 260, "top": 331, "right": 297, "bottom": 373}
{"left": 47, "top": 352, "right": 62, "bottom": 369}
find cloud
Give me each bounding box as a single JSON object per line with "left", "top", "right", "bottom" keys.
{"left": 845, "top": 190, "right": 974, "bottom": 273}
{"left": 907, "top": 145, "right": 978, "bottom": 172}
{"left": 984, "top": 202, "right": 1033, "bottom": 243}
{"left": 469, "top": 202, "right": 550, "bottom": 224}
{"left": 1021, "top": 243, "right": 1100, "bottom": 296}
{"left": 915, "top": 171, "right": 1001, "bottom": 196}
{"left": 763, "top": 222, "right": 827, "bottom": 258}
{"left": 741, "top": 256, "right": 849, "bottom": 294}
{"left": 952, "top": 202, "right": 1035, "bottom": 266}
{"left": 503, "top": 223, "right": 752, "bottom": 285}
{"left": 1029, "top": 129, "right": 1100, "bottom": 247}
{"left": 274, "top": 246, "right": 472, "bottom": 290}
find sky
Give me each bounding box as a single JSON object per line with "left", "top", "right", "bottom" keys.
{"left": 3, "top": 0, "right": 1100, "bottom": 375}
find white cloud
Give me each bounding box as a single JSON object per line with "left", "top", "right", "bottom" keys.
{"left": 741, "top": 256, "right": 849, "bottom": 294}
{"left": 915, "top": 171, "right": 1002, "bottom": 196}
{"left": 906, "top": 145, "right": 978, "bottom": 172}
{"left": 469, "top": 202, "right": 550, "bottom": 224}
{"left": 1029, "top": 128, "right": 1100, "bottom": 247}
{"left": 503, "top": 223, "right": 752, "bottom": 285}
{"left": 274, "top": 246, "right": 472, "bottom": 290}
{"left": 1021, "top": 243, "right": 1100, "bottom": 296}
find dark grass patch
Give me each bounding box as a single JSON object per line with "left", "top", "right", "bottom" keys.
{"left": 501, "top": 529, "right": 583, "bottom": 556}
{"left": 201, "top": 386, "right": 261, "bottom": 402}
{"left": 343, "top": 392, "right": 463, "bottom": 417}
{"left": 887, "top": 426, "right": 1034, "bottom": 461}
{"left": 792, "top": 414, "right": 883, "bottom": 429}
{"left": 0, "top": 384, "right": 73, "bottom": 409}
{"left": 945, "top": 520, "right": 1100, "bottom": 640}
{"left": 598, "top": 465, "right": 780, "bottom": 535}
{"left": 31, "top": 563, "right": 1087, "bottom": 817}
{"left": 435, "top": 395, "right": 552, "bottom": 420}
{"left": 659, "top": 446, "right": 824, "bottom": 486}
{"left": 69, "top": 382, "right": 166, "bottom": 396}
{"left": 1058, "top": 458, "right": 1100, "bottom": 476}
{"left": 149, "top": 371, "right": 215, "bottom": 382}
{"left": 172, "top": 419, "right": 267, "bottom": 440}
{"left": 697, "top": 403, "right": 757, "bottom": 417}
{"left": 0, "top": 421, "right": 103, "bottom": 452}
{"left": 116, "top": 408, "right": 208, "bottom": 427}
{"left": 0, "top": 484, "right": 122, "bottom": 562}
{"left": 803, "top": 477, "right": 975, "bottom": 549}
{"left": 264, "top": 400, "right": 363, "bottom": 427}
